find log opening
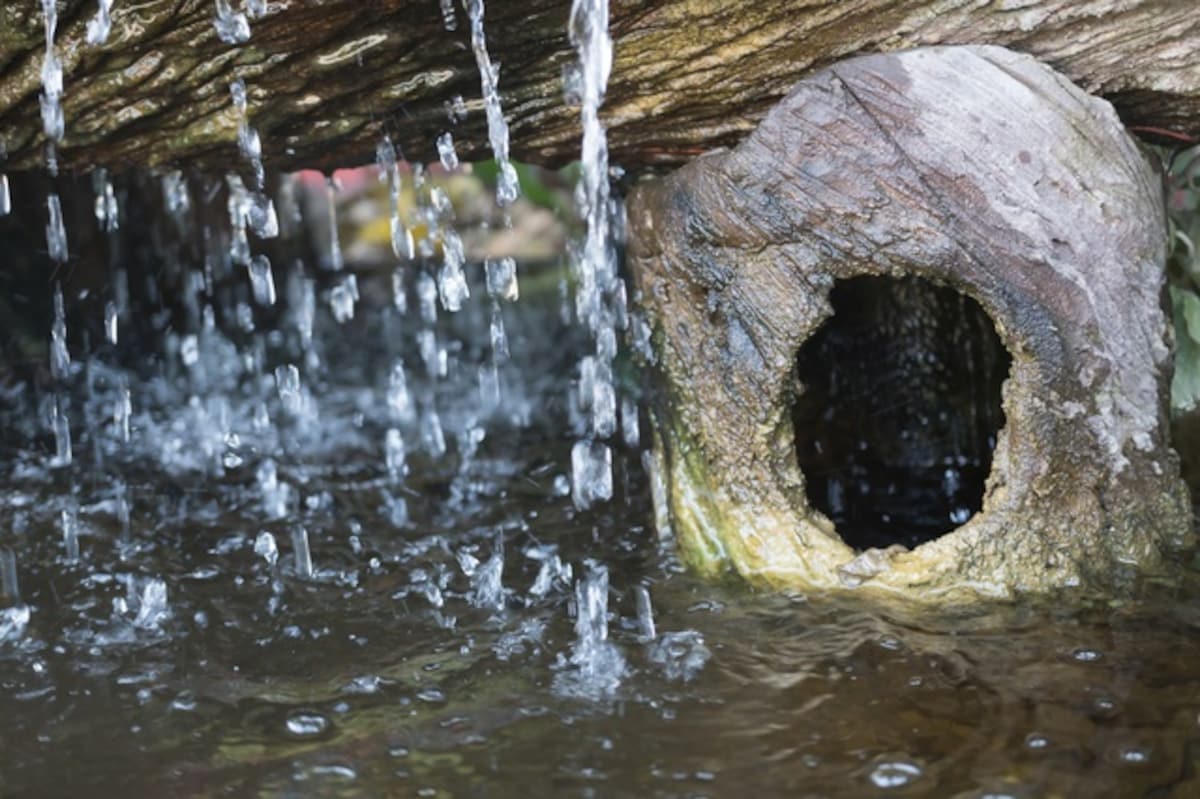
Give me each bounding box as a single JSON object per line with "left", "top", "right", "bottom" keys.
{"left": 792, "top": 276, "right": 1011, "bottom": 551}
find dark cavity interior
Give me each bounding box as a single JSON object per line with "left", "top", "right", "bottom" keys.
{"left": 792, "top": 275, "right": 1011, "bottom": 551}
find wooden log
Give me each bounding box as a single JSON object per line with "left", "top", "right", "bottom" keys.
{"left": 0, "top": 1, "right": 1197, "bottom": 173}
{"left": 627, "top": 45, "right": 1194, "bottom": 601}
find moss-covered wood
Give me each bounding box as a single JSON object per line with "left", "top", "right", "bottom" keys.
{"left": 0, "top": 1, "right": 1198, "bottom": 173}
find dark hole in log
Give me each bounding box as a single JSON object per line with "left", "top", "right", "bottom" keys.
{"left": 792, "top": 275, "right": 1011, "bottom": 551}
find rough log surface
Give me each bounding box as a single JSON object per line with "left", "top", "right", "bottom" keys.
{"left": 0, "top": 1, "right": 1198, "bottom": 173}
{"left": 628, "top": 45, "right": 1193, "bottom": 600}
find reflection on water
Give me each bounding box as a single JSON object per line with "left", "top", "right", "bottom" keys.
{"left": 1, "top": 266, "right": 1199, "bottom": 798}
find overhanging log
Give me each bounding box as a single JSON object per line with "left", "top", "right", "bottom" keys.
{"left": 0, "top": 1, "right": 1198, "bottom": 173}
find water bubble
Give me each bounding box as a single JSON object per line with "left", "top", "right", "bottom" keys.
{"left": 285, "top": 710, "right": 330, "bottom": 739}
{"left": 868, "top": 760, "right": 922, "bottom": 789}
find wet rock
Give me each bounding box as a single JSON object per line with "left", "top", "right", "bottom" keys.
{"left": 628, "top": 45, "right": 1194, "bottom": 601}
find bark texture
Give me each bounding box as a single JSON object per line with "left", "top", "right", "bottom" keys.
{"left": 0, "top": 1, "right": 1198, "bottom": 173}
{"left": 628, "top": 45, "right": 1193, "bottom": 601}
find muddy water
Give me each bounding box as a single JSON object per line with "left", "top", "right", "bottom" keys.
{"left": 1, "top": 263, "right": 1200, "bottom": 798}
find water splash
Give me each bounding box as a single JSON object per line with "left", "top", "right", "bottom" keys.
{"left": 554, "top": 561, "right": 625, "bottom": 699}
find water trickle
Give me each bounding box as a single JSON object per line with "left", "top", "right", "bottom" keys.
{"left": 566, "top": 0, "right": 619, "bottom": 510}
{"left": 86, "top": 0, "right": 115, "bottom": 46}
{"left": 40, "top": 0, "right": 64, "bottom": 143}
{"left": 463, "top": 0, "right": 520, "bottom": 206}
{"left": 0, "top": 174, "right": 11, "bottom": 216}
{"left": 214, "top": 0, "right": 251, "bottom": 44}
{"left": 439, "top": 0, "right": 458, "bottom": 30}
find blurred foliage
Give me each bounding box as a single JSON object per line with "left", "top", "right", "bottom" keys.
{"left": 1167, "top": 144, "right": 1200, "bottom": 414}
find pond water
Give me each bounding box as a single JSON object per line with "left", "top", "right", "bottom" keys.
{"left": 2, "top": 245, "right": 1200, "bottom": 798}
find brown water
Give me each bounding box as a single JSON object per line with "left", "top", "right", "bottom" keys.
{"left": 2, "top": 270, "right": 1200, "bottom": 799}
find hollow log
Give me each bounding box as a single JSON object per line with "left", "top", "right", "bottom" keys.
{"left": 0, "top": 1, "right": 1198, "bottom": 173}
{"left": 627, "top": 45, "right": 1194, "bottom": 601}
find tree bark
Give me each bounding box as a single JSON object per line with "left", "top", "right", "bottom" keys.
{"left": 0, "top": 1, "right": 1197, "bottom": 174}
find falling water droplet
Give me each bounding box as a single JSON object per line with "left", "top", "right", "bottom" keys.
{"left": 0, "top": 174, "right": 11, "bottom": 216}
{"left": 248, "top": 254, "right": 276, "bottom": 306}
{"left": 436, "top": 132, "right": 459, "bottom": 171}
{"left": 46, "top": 194, "right": 68, "bottom": 263}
